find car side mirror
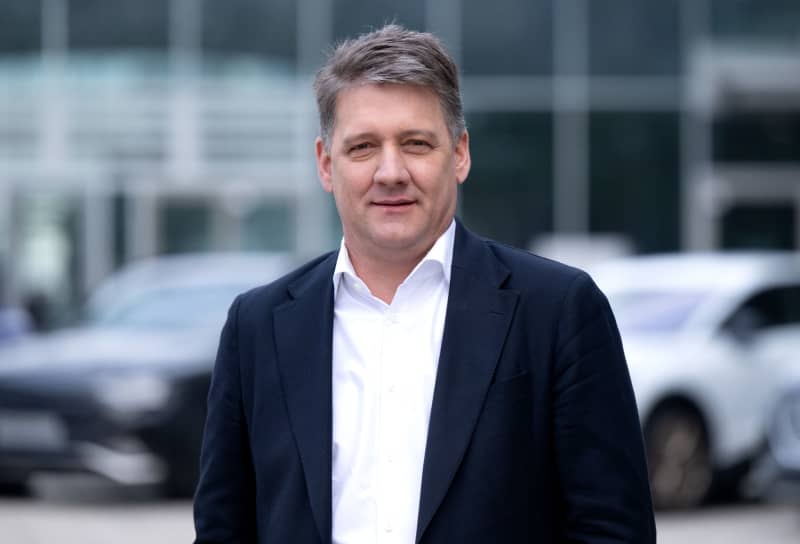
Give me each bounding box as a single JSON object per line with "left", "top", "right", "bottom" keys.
{"left": 725, "top": 309, "right": 763, "bottom": 344}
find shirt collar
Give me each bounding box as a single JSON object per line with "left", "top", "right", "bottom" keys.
{"left": 332, "top": 219, "right": 456, "bottom": 299}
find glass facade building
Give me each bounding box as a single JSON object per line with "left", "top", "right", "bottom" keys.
{"left": 0, "top": 0, "right": 799, "bottom": 321}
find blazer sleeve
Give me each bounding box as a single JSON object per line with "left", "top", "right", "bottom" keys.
{"left": 193, "top": 295, "right": 257, "bottom": 543}
{"left": 552, "top": 272, "right": 656, "bottom": 543}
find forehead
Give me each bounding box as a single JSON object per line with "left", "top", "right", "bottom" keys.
{"left": 332, "top": 83, "right": 447, "bottom": 138}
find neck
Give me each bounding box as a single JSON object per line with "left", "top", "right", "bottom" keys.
{"left": 346, "top": 248, "right": 424, "bottom": 304}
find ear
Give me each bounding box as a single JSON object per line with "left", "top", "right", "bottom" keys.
{"left": 315, "top": 137, "right": 334, "bottom": 193}
{"left": 454, "top": 130, "right": 471, "bottom": 185}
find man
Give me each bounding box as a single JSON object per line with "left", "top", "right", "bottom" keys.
{"left": 194, "top": 24, "right": 656, "bottom": 544}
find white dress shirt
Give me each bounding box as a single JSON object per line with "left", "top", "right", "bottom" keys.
{"left": 331, "top": 220, "right": 455, "bottom": 544}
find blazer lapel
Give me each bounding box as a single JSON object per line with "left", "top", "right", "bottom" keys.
{"left": 416, "top": 223, "right": 519, "bottom": 542}
{"left": 273, "top": 253, "right": 337, "bottom": 544}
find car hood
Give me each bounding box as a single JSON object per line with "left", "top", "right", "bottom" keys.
{"left": 619, "top": 334, "right": 693, "bottom": 365}
{"left": 616, "top": 333, "right": 707, "bottom": 383}
{"left": 0, "top": 326, "right": 220, "bottom": 375}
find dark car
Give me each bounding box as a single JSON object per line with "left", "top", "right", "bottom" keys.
{"left": 0, "top": 253, "right": 292, "bottom": 496}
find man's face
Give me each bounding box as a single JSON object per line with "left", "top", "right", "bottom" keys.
{"left": 316, "top": 83, "right": 470, "bottom": 265}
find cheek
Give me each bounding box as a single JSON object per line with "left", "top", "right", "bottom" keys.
{"left": 333, "top": 163, "right": 374, "bottom": 193}
{"left": 330, "top": 175, "right": 369, "bottom": 214}
{"left": 423, "top": 171, "right": 458, "bottom": 202}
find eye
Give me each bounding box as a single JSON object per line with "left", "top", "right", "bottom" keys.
{"left": 348, "top": 142, "right": 371, "bottom": 151}
{"left": 404, "top": 139, "right": 432, "bottom": 152}
{"left": 347, "top": 141, "right": 375, "bottom": 160}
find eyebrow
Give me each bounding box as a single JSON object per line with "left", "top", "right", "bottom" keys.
{"left": 397, "top": 129, "right": 439, "bottom": 142}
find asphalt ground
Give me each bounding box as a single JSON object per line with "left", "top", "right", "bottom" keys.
{"left": 0, "top": 476, "right": 798, "bottom": 543}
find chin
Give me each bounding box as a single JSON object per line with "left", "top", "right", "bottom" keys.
{"left": 371, "top": 230, "right": 425, "bottom": 252}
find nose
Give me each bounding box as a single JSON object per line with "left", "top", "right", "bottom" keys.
{"left": 373, "top": 146, "right": 410, "bottom": 186}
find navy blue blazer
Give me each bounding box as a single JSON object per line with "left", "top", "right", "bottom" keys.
{"left": 193, "top": 221, "right": 656, "bottom": 543}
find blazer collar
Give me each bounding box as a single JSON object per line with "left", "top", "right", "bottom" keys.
{"left": 274, "top": 252, "right": 337, "bottom": 544}
{"left": 415, "top": 220, "right": 519, "bottom": 542}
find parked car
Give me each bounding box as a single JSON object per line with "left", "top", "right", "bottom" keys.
{"left": 769, "top": 383, "right": 800, "bottom": 480}
{"left": 591, "top": 252, "right": 800, "bottom": 509}
{"left": 0, "top": 252, "right": 293, "bottom": 496}
{"left": 0, "top": 305, "right": 32, "bottom": 344}
{"left": 747, "top": 381, "right": 800, "bottom": 498}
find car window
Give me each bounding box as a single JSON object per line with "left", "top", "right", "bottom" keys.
{"left": 89, "top": 286, "right": 244, "bottom": 329}
{"left": 606, "top": 291, "right": 706, "bottom": 333}
{"left": 723, "top": 285, "right": 800, "bottom": 334}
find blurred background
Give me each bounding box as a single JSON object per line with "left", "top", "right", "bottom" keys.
{"left": 1, "top": 0, "right": 799, "bottom": 325}
{"left": 1, "top": 0, "right": 800, "bottom": 542}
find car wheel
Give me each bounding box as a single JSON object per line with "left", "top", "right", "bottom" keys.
{"left": 644, "top": 403, "right": 713, "bottom": 509}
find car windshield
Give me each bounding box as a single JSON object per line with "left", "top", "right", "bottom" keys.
{"left": 606, "top": 291, "right": 707, "bottom": 334}
{"left": 88, "top": 285, "right": 244, "bottom": 329}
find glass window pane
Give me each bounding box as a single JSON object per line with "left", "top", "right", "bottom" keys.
{"left": 723, "top": 285, "right": 800, "bottom": 333}
{"left": 332, "top": 0, "right": 425, "bottom": 41}
{"left": 589, "top": 0, "right": 680, "bottom": 76}
{"left": 721, "top": 205, "right": 795, "bottom": 250}
{"left": 202, "top": 0, "right": 296, "bottom": 62}
{"left": 159, "top": 201, "right": 213, "bottom": 254}
{"left": 461, "top": 112, "right": 553, "bottom": 248}
{"left": 713, "top": 112, "right": 800, "bottom": 163}
{"left": 712, "top": 0, "right": 800, "bottom": 42}
{"left": 462, "top": 0, "right": 552, "bottom": 75}
{"left": 0, "top": 0, "right": 41, "bottom": 54}
{"left": 589, "top": 112, "right": 680, "bottom": 253}
{"left": 68, "top": 0, "right": 169, "bottom": 50}
{"left": 242, "top": 202, "right": 293, "bottom": 252}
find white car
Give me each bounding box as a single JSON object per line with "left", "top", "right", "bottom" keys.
{"left": 591, "top": 252, "right": 800, "bottom": 509}
{"left": 763, "top": 383, "right": 800, "bottom": 493}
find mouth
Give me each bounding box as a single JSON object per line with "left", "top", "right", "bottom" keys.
{"left": 373, "top": 199, "right": 416, "bottom": 208}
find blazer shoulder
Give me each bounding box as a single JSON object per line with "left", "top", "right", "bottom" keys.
{"left": 234, "top": 251, "right": 336, "bottom": 322}
{"left": 482, "top": 238, "right": 591, "bottom": 292}
{"left": 476, "top": 237, "right": 619, "bottom": 339}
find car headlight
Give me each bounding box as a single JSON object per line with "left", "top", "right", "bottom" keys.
{"left": 769, "top": 392, "right": 800, "bottom": 470}
{"left": 92, "top": 373, "right": 173, "bottom": 420}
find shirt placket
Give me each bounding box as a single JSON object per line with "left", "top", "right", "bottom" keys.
{"left": 377, "top": 304, "right": 403, "bottom": 542}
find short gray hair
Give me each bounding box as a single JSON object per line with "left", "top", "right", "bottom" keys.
{"left": 313, "top": 24, "right": 466, "bottom": 150}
